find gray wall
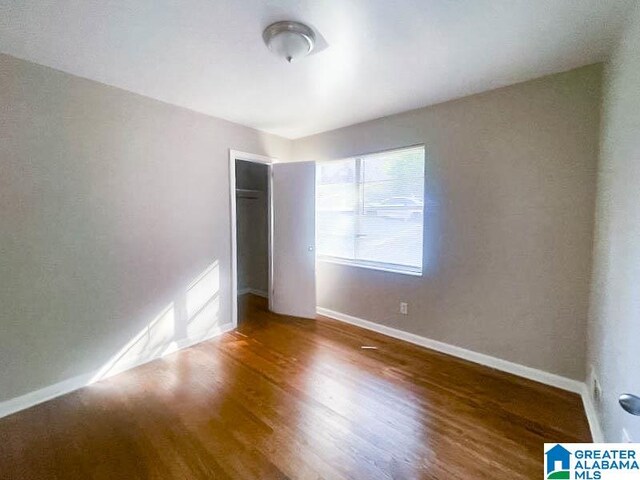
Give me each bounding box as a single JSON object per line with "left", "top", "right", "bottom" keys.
{"left": 588, "top": 3, "right": 640, "bottom": 442}
{"left": 235, "top": 161, "right": 269, "bottom": 294}
{"left": 0, "top": 53, "right": 289, "bottom": 402}
{"left": 293, "top": 65, "right": 602, "bottom": 380}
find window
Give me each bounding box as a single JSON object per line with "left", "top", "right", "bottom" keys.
{"left": 316, "top": 145, "right": 425, "bottom": 275}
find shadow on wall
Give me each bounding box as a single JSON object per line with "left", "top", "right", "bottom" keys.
{"left": 90, "top": 261, "right": 222, "bottom": 383}
{"left": 423, "top": 182, "right": 442, "bottom": 277}
{"left": 415, "top": 152, "right": 443, "bottom": 277}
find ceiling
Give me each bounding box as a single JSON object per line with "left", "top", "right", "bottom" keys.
{"left": 0, "top": 0, "right": 634, "bottom": 139}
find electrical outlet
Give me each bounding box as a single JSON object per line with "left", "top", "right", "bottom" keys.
{"left": 622, "top": 428, "right": 633, "bottom": 443}
{"left": 400, "top": 302, "right": 408, "bottom": 315}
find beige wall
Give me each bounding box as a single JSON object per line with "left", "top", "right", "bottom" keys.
{"left": 588, "top": 3, "right": 640, "bottom": 442}
{"left": 0, "top": 50, "right": 605, "bottom": 407}
{"left": 293, "top": 65, "right": 602, "bottom": 380}
{"left": 0, "top": 53, "right": 289, "bottom": 403}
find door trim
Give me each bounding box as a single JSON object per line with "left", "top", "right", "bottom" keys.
{"left": 229, "top": 150, "right": 277, "bottom": 328}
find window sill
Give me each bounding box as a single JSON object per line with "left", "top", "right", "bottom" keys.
{"left": 317, "top": 256, "right": 423, "bottom": 277}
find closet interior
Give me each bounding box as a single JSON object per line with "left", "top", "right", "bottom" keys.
{"left": 235, "top": 160, "right": 269, "bottom": 322}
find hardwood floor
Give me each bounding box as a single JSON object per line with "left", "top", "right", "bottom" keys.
{"left": 0, "top": 294, "right": 590, "bottom": 479}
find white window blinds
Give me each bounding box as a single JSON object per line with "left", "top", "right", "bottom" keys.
{"left": 316, "top": 145, "right": 425, "bottom": 275}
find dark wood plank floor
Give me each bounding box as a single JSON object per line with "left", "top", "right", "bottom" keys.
{"left": 0, "top": 294, "right": 590, "bottom": 479}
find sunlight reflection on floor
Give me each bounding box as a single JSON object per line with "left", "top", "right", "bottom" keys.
{"left": 300, "top": 349, "right": 431, "bottom": 477}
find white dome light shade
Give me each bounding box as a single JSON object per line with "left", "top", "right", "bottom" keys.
{"left": 263, "top": 21, "right": 315, "bottom": 63}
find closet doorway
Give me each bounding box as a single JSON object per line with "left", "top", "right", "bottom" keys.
{"left": 229, "top": 150, "right": 317, "bottom": 327}
{"left": 230, "top": 151, "right": 273, "bottom": 326}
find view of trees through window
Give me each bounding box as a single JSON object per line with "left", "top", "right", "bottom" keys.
{"left": 316, "top": 146, "right": 425, "bottom": 274}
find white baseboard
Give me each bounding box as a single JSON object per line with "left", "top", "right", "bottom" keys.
{"left": 3, "top": 305, "right": 603, "bottom": 442}
{"left": 317, "top": 307, "right": 604, "bottom": 441}
{"left": 0, "top": 371, "right": 97, "bottom": 421}
{"left": 0, "top": 322, "right": 234, "bottom": 420}
{"left": 238, "top": 288, "right": 268, "bottom": 298}
{"left": 316, "top": 307, "right": 584, "bottom": 394}
{"left": 581, "top": 385, "right": 604, "bottom": 442}
{"left": 317, "top": 307, "right": 606, "bottom": 440}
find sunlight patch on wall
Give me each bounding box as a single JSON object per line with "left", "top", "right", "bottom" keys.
{"left": 187, "top": 295, "right": 221, "bottom": 339}
{"left": 90, "top": 260, "right": 224, "bottom": 385}
{"left": 90, "top": 302, "right": 175, "bottom": 383}
{"left": 187, "top": 261, "right": 220, "bottom": 318}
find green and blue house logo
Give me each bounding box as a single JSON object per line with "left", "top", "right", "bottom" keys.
{"left": 544, "top": 443, "right": 640, "bottom": 479}
{"left": 546, "top": 444, "right": 572, "bottom": 479}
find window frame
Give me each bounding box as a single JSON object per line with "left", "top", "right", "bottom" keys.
{"left": 316, "top": 144, "right": 426, "bottom": 277}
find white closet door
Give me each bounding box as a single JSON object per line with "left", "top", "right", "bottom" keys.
{"left": 271, "top": 162, "right": 316, "bottom": 318}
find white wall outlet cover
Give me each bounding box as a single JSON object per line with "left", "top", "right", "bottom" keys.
{"left": 400, "top": 302, "right": 408, "bottom": 315}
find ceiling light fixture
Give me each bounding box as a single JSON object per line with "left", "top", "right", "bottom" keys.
{"left": 263, "top": 21, "right": 316, "bottom": 63}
